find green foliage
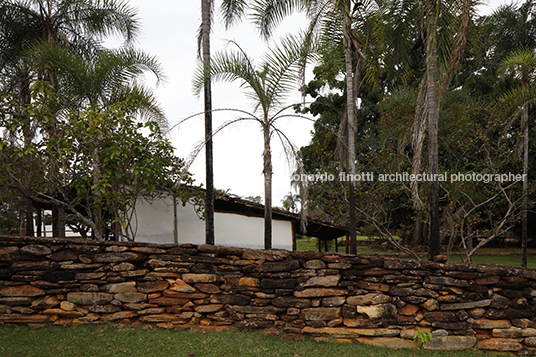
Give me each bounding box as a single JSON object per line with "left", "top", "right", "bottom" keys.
{"left": 413, "top": 327, "right": 433, "bottom": 347}
{"left": 295, "top": 0, "right": 536, "bottom": 256}
{"left": 0, "top": 82, "right": 193, "bottom": 240}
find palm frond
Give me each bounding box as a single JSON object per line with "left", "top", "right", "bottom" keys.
{"left": 494, "top": 86, "right": 536, "bottom": 125}
{"left": 498, "top": 48, "right": 536, "bottom": 79}
{"left": 220, "top": 0, "right": 248, "bottom": 29}
{"left": 251, "top": 0, "right": 310, "bottom": 39}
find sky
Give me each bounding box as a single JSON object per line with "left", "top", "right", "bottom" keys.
{"left": 115, "top": 1, "right": 313, "bottom": 206}
{"left": 118, "top": 0, "right": 507, "bottom": 206}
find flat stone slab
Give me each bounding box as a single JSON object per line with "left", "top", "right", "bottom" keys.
{"left": 477, "top": 338, "right": 523, "bottom": 352}
{"left": 423, "top": 336, "right": 477, "bottom": 350}
{"left": 302, "top": 326, "right": 399, "bottom": 338}
{"left": 440, "top": 299, "right": 491, "bottom": 311}
{"left": 294, "top": 288, "right": 348, "bottom": 298}
{"left": 358, "top": 337, "right": 418, "bottom": 349}
{"left": 67, "top": 292, "right": 113, "bottom": 305}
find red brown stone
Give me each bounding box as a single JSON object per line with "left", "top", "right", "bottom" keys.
{"left": 94, "top": 252, "right": 146, "bottom": 263}
{"left": 114, "top": 292, "right": 147, "bottom": 303}
{"left": 48, "top": 250, "right": 78, "bottom": 261}
{"left": 137, "top": 281, "right": 169, "bottom": 293}
{"left": 86, "top": 305, "right": 122, "bottom": 313}
{"left": 100, "top": 311, "right": 138, "bottom": 321}
{"left": 194, "top": 304, "right": 223, "bottom": 313}
{"left": 0, "top": 246, "right": 18, "bottom": 255}
{"left": 67, "top": 292, "right": 113, "bottom": 305}
{"left": 138, "top": 308, "right": 165, "bottom": 315}
{"left": 398, "top": 303, "right": 420, "bottom": 316}
{"left": 43, "top": 308, "right": 85, "bottom": 317}
{"left": 195, "top": 283, "right": 220, "bottom": 294}
{"left": 0, "top": 285, "right": 45, "bottom": 297}
{"left": 477, "top": 338, "right": 523, "bottom": 352}
{"left": 144, "top": 272, "right": 180, "bottom": 280}
{"left": 198, "top": 244, "right": 245, "bottom": 256}
{"left": 0, "top": 297, "right": 34, "bottom": 305}
{"left": 120, "top": 269, "right": 149, "bottom": 277}
{"left": 163, "top": 290, "right": 207, "bottom": 299}
{"left": 100, "top": 282, "right": 137, "bottom": 293}
{"left": 110, "top": 262, "right": 136, "bottom": 271}
{"left": 294, "top": 288, "right": 348, "bottom": 298}
{"left": 20, "top": 244, "right": 52, "bottom": 256}
{"left": 139, "top": 314, "right": 184, "bottom": 323}
{"left": 11, "top": 261, "right": 50, "bottom": 271}
{"left": 0, "top": 314, "right": 50, "bottom": 323}
{"left": 242, "top": 249, "right": 288, "bottom": 261}
{"left": 301, "top": 307, "right": 341, "bottom": 321}
{"left": 356, "top": 281, "right": 389, "bottom": 292}
{"left": 149, "top": 296, "right": 190, "bottom": 306}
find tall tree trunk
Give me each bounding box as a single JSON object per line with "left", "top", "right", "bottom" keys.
{"left": 202, "top": 0, "right": 215, "bottom": 245}
{"left": 412, "top": 210, "right": 426, "bottom": 246}
{"left": 426, "top": 20, "right": 441, "bottom": 260}
{"left": 52, "top": 205, "right": 65, "bottom": 238}
{"left": 263, "top": 125, "right": 273, "bottom": 249}
{"left": 57, "top": 205, "right": 65, "bottom": 238}
{"left": 522, "top": 104, "right": 528, "bottom": 267}
{"left": 36, "top": 207, "right": 42, "bottom": 237}
{"left": 343, "top": 2, "right": 357, "bottom": 255}
{"left": 25, "top": 198, "right": 34, "bottom": 236}
{"left": 92, "top": 148, "right": 103, "bottom": 241}
{"left": 21, "top": 74, "right": 34, "bottom": 238}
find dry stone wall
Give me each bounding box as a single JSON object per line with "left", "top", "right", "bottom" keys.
{"left": 1, "top": 236, "right": 536, "bottom": 354}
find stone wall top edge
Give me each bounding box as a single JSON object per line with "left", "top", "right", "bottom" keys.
{"left": 0, "top": 235, "right": 534, "bottom": 274}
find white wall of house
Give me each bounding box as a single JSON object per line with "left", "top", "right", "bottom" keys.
{"left": 133, "top": 195, "right": 293, "bottom": 250}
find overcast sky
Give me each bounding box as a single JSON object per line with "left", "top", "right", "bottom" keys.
{"left": 116, "top": 1, "right": 313, "bottom": 206}
{"left": 120, "top": 0, "right": 507, "bottom": 206}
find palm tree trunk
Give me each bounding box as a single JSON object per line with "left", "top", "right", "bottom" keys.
{"left": 202, "top": 0, "right": 215, "bottom": 245}
{"left": 426, "top": 20, "right": 441, "bottom": 260}
{"left": 263, "top": 125, "right": 273, "bottom": 249}
{"left": 522, "top": 104, "right": 528, "bottom": 267}
{"left": 343, "top": 4, "right": 357, "bottom": 255}
{"left": 20, "top": 74, "right": 35, "bottom": 237}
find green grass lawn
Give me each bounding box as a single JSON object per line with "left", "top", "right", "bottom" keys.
{"left": 296, "top": 236, "right": 536, "bottom": 268}
{"left": 447, "top": 251, "right": 536, "bottom": 269}
{"left": 0, "top": 324, "right": 508, "bottom": 357}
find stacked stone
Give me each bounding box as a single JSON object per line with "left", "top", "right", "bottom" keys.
{"left": 1, "top": 236, "right": 536, "bottom": 354}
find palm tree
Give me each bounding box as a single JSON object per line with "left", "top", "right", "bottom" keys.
{"left": 0, "top": 0, "right": 140, "bottom": 237}
{"left": 200, "top": 0, "right": 215, "bottom": 245}
{"left": 28, "top": 42, "right": 165, "bottom": 123}
{"left": 198, "top": 0, "right": 249, "bottom": 245}
{"left": 193, "top": 36, "right": 314, "bottom": 248}
{"left": 4, "top": 43, "right": 166, "bottom": 241}
{"left": 404, "top": 0, "right": 471, "bottom": 259}
{"left": 480, "top": 0, "right": 536, "bottom": 267}
{"left": 251, "top": 0, "right": 381, "bottom": 254}
{"left": 0, "top": 0, "right": 139, "bottom": 97}
{"left": 498, "top": 49, "right": 536, "bottom": 267}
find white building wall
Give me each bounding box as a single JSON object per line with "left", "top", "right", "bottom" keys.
{"left": 134, "top": 196, "right": 293, "bottom": 250}
{"left": 214, "top": 212, "right": 292, "bottom": 250}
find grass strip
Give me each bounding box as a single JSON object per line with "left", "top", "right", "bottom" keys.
{"left": 0, "top": 324, "right": 508, "bottom": 357}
